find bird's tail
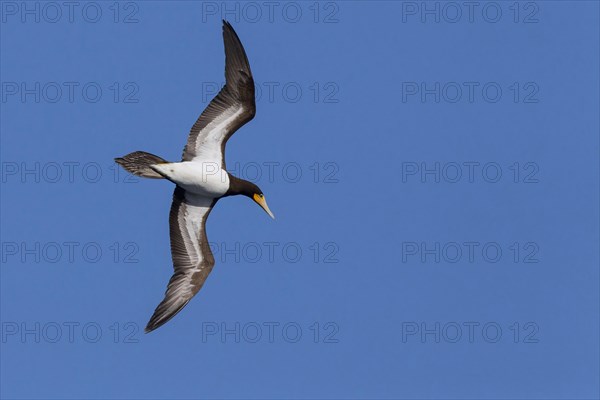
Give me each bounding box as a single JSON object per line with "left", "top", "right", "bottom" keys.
{"left": 114, "top": 151, "right": 168, "bottom": 179}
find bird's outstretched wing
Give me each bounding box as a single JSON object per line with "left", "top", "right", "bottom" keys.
{"left": 182, "top": 20, "right": 256, "bottom": 168}
{"left": 145, "top": 187, "right": 216, "bottom": 333}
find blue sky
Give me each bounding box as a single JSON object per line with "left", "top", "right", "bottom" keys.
{"left": 1, "top": 1, "right": 599, "bottom": 399}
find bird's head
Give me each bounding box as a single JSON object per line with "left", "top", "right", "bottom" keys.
{"left": 245, "top": 181, "right": 274, "bottom": 219}
{"left": 227, "top": 177, "right": 275, "bottom": 219}
{"left": 247, "top": 181, "right": 274, "bottom": 219}
{"left": 252, "top": 191, "right": 275, "bottom": 219}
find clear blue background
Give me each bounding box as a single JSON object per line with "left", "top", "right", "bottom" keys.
{"left": 1, "top": 1, "right": 599, "bottom": 399}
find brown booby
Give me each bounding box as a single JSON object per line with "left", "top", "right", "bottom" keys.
{"left": 115, "top": 21, "right": 273, "bottom": 333}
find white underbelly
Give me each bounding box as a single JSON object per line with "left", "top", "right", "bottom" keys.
{"left": 152, "top": 161, "right": 229, "bottom": 197}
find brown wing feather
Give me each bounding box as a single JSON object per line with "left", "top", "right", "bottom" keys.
{"left": 145, "top": 187, "right": 216, "bottom": 333}
{"left": 182, "top": 21, "right": 256, "bottom": 166}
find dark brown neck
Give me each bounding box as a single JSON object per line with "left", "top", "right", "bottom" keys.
{"left": 224, "top": 173, "right": 257, "bottom": 198}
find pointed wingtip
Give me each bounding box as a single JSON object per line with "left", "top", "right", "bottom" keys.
{"left": 144, "top": 313, "right": 166, "bottom": 334}
{"left": 144, "top": 317, "right": 163, "bottom": 334}
{"left": 144, "top": 296, "right": 194, "bottom": 334}
{"left": 222, "top": 20, "right": 240, "bottom": 39}
{"left": 144, "top": 318, "right": 157, "bottom": 333}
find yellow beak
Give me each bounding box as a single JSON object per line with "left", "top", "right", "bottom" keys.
{"left": 253, "top": 194, "right": 275, "bottom": 219}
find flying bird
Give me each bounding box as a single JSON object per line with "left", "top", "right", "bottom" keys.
{"left": 115, "top": 21, "right": 273, "bottom": 333}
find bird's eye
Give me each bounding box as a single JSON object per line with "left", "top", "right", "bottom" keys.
{"left": 259, "top": 194, "right": 264, "bottom": 198}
